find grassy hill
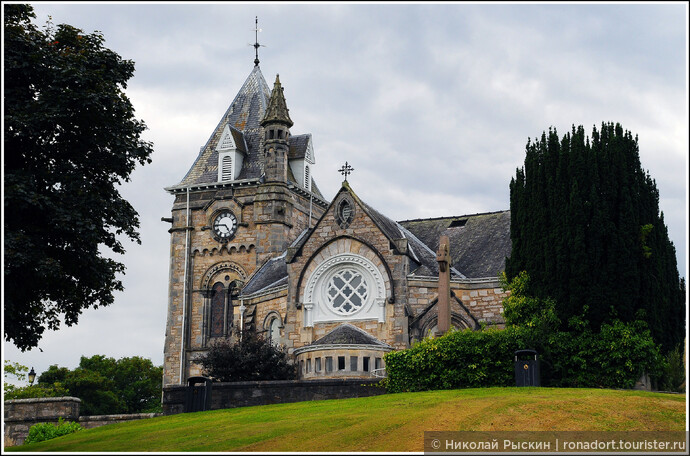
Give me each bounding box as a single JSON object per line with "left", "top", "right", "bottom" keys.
{"left": 9, "top": 387, "right": 686, "bottom": 452}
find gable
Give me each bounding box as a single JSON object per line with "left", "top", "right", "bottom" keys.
{"left": 286, "top": 182, "right": 454, "bottom": 279}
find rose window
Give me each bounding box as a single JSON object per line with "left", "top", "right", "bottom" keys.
{"left": 326, "top": 268, "right": 369, "bottom": 315}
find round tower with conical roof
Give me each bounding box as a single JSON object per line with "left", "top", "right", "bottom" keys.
{"left": 261, "top": 74, "right": 293, "bottom": 183}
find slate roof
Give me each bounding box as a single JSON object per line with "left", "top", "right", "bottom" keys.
{"left": 288, "top": 134, "right": 311, "bottom": 160}
{"left": 173, "top": 65, "right": 270, "bottom": 188}
{"left": 167, "top": 65, "right": 324, "bottom": 195}
{"left": 240, "top": 253, "right": 288, "bottom": 297}
{"left": 228, "top": 126, "right": 248, "bottom": 153}
{"left": 310, "top": 324, "right": 391, "bottom": 347}
{"left": 398, "top": 211, "right": 512, "bottom": 279}
{"left": 352, "top": 187, "right": 464, "bottom": 278}
{"left": 285, "top": 182, "right": 464, "bottom": 279}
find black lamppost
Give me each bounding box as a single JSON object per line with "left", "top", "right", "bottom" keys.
{"left": 28, "top": 367, "right": 36, "bottom": 385}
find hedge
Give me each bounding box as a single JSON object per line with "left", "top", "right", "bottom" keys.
{"left": 384, "top": 320, "right": 664, "bottom": 393}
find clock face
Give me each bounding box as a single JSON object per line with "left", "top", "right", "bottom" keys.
{"left": 213, "top": 211, "right": 238, "bottom": 241}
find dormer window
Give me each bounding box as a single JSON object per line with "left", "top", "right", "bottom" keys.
{"left": 304, "top": 165, "right": 310, "bottom": 190}
{"left": 216, "top": 125, "right": 245, "bottom": 182}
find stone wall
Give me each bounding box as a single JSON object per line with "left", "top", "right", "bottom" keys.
{"left": 407, "top": 278, "right": 508, "bottom": 327}
{"left": 4, "top": 397, "right": 80, "bottom": 447}
{"left": 3, "top": 397, "right": 161, "bottom": 447}
{"left": 162, "top": 378, "right": 386, "bottom": 415}
{"left": 78, "top": 413, "right": 161, "bottom": 430}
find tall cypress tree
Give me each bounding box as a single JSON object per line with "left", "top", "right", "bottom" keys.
{"left": 506, "top": 122, "right": 685, "bottom": 351}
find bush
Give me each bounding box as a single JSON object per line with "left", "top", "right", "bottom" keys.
{"left": 24, "top": 417, "right": 83, "bottom": 445}
{"left": 199, "top": 329, "right": 297, "bottom": 382}
{"left": 660, "top": 344, "right": 686, "bottom": 392}
{"left": 384, "top": 326, "right": 532, "bottom": 393}
{"left": 547, "top": 319, "right": 664, "bottom": 389}
{"left": 385, "top": 285, "right": 665, "bottom": 393}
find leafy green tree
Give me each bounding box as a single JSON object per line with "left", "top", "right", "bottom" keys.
{"left": 4, "top": 360, "right": 68, "bottom": 399}
{"left": 199, "top": 329, "right": 297, "bottom": 382}
{"left": 500, "top": 271, "right": 560, "bottom": 334}
{"left": 37, "top": 355, "right": 163, "bottom": 415}
{"left": 4, "top": 4, "right": 153, "bottom": 350}
{"left": 61, "top": 368, "right": 124, "bottom": 416}
{"left": 506, "top": 123, "right": 685, "bottom": 351}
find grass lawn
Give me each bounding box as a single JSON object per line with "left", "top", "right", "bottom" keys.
{"left": 8, "top": 387, "right": 686, "bottom": 452}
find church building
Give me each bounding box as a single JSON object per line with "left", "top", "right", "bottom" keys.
{"left": 162, "top": 54, "right": 511, "bottom": 387}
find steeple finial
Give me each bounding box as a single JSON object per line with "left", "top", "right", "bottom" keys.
{"left": 338, "top": 162, "right": 355, "bottom": 182}
{"left": 253, "top": 16, "right": 263, "bottom": 66}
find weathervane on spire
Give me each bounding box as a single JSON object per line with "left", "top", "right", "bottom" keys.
{"left": 338, "top": 162, "right": 354, "bottom": 181}
{"left": 252, "top": 16, "right": 265, "bottom": 67}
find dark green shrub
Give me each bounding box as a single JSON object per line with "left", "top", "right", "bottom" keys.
{"left": 385, "top": 318, "right": 664, "bottom": 393}
{"left": 660, "top": 344, "right": 686, "bottom": 392}
{"left": 384, "top": 326, "right": 531, "bottom": 393}
{"left": 547, "top": 319, "right": 664, "bottom": 389}
{"left": 199, "top": 329, "right": 297, "bottom": 382}
{"left": 24, "top": 417, "right": 83, "bottom": 445}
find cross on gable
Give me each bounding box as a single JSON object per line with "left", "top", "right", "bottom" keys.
{"left": 338, "top": 162, "right": 354, "bottom": 181}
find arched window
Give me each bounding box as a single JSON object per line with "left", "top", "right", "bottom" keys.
{"left": 210, "top": 282, "right": 226, "bottom": 337}
{"left": 268, "top": 316, "right": 281, "bottom": 346}
{"left": 304, "top": 253, "right": 387, "bottom": 325}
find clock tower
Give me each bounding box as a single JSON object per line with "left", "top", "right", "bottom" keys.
{"left": 162, "top": 63, "right": 328, "bottom": 386}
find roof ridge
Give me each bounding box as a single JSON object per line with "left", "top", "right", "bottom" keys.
{"left": 398, "top": 209, "right": 510, "bottom": 224}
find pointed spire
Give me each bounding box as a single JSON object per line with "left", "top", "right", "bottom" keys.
{"left": 261, "top": 74, "right": 293, "bottom": 128}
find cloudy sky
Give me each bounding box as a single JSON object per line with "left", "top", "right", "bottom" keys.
{"left": 3, "top": 2, "right": 687, "bottom": 381}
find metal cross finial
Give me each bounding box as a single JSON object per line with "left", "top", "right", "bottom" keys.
{"left": 338, "top": 162, "right": 354, "bottom": 181}
{"left": 252, "top": 16, "right": 264, "bottom": 66}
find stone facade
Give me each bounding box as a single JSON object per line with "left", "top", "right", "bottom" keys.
{"left": 162, "top": 62, "right": 512, "bottom": 389}
{"left": 163, "top": 181, "right": 327, "bottom": 385}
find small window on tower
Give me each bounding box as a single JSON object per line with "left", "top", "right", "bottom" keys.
{"left": 304, "top": 165, "right": 310, "bottom": 189}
